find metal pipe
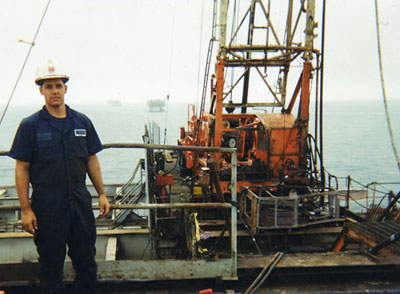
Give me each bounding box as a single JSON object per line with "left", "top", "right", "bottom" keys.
{"left": 377, "top": 190, "right": 400, "bottom": 222}
{"left": 346, "top": 176, "right": 351, "bottom": 209}
{"left": 243, "top": 187, "right": 346, "bottom": 199}
{"left": 286, "top": 0, "right": 294, "bottom": 48}
{"left": 208, "top": 159, "right": 232, "bottom": 237}
{"left": 102, "top": 143, "right": 235, "bottom": 153}
{"left": 241, "top": 0, "right": 256, "bottom": 114}
{"left": 218, "top": 0, "right": 229, "bottom": 50}
{"left": 231, "top": 150, "right": 238, "bottom": 276}
{"left": 0, "top": 203, "right": 233, "bottom": 210}
{"left": 314, "top": 54, "right": 320, "bottom": 167}
{"left": 145, "top": 148, "right": 151, "bottom": 228}
{"left": 319, "top": 0, "right": 326, "bottom": 187}
{"left": 304, "top": 0, "right": 316, "bottom": 61}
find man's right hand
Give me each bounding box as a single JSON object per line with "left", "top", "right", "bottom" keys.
{"left": 21, "top": 209, "right": 38, "bottom": 235}
{"left": 15, "top": 160, "right": 37, "bottom": 235}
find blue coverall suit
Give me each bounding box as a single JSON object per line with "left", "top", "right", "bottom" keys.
{"left": 9, "top": 105, "right": 103, "bottom": 293}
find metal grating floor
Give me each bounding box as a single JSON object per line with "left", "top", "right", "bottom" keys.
{"left": 345, "top": 221, "right": 400, "bottom": 254}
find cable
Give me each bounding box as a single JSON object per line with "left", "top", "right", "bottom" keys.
{"left": 244, "top": 252, "right": 284, "bottom": 294}
{"left": 166, "top": 0, "right": 176, "bottom": 94}
{"left": 350, "top": 178, "right": 390, "bottom": 195}
{"left": 348, "top": 195, "right": 369, "bottom": 210}
{"left": 163, "top": 0, "right": 176, "bottom": 145}
{"left": 236, "top": 199, "right": 263, "bottom": 255}
{"left": 195, "top": 0, "right": 206, "bottom": 110}
{"left": 374, "top": 0, "right": 400, "bottom": 174}
{"left": 0, "top": 0, "right": 52, "bottom": 126}
{"left": 163, "top": 94, "right": 169, "bottom": 145}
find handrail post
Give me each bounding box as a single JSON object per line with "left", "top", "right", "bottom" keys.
{"left": 346, "top": 175, "right": 351, "bottom": 210}
{"left": 230, "top": 150, "right": 237, "bottom": 278}
{"left": 366, "top": 183, "right": 370, "bottom": 213}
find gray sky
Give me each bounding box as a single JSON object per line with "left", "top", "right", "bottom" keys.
{"left": 0, "top": 0, "right": 399, "bottom": 106}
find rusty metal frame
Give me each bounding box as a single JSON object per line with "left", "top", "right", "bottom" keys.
{"left": 242, "top": 188, "right": 341, "bottom": 233}
{"left": 0, "top": 143, "right": 238, "bottom": 281}
{"left": 216, "top": 0, "right": 317, "bottom": 114}
{"left": 227, "top": 0, "right": 282, "bottom": 48}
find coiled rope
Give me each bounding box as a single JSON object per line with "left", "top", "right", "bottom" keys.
{"left": 374, "top": 0, "right": 400, "bottom": 174}
{"left": 0, "top": 0, "right": 52, "bottom": 126}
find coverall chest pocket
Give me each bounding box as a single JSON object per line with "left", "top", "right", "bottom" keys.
{"left": 72, "top": 136, "right": 89, "bottom": 159}
{"left": 35, "top": 133, "right": 58, "bottom": 163}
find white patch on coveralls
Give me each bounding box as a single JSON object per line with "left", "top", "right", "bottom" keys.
{"left": 74, "top": 129, "right": 87, "bottom": 137}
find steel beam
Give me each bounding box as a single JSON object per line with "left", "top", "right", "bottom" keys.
{"left": 0, "top": 203, "right": 234, "bottom": 210}
{"left": 0, "top": 259, "right": 236, "bottom": 283}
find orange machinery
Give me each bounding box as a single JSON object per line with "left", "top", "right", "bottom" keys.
{"left": 178, "top": 60, "right": 315, "bottom": 195}
{"left": 177, "top": 0, "right": 327, "bottom": 233}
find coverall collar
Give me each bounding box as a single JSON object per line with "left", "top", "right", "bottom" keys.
{"left": 39, "top": 105, "right": 75, "bottom": 133}
{"left": 39, "top": 105, "right": 75, "bottom": 120}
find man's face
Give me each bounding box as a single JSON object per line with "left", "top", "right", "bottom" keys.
{"left": 39, "top": 78, "right": 67, "bottom": 108}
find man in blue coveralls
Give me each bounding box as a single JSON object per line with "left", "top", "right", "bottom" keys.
{"left": 9, "top": 59, "right": 111, "bottom": 293}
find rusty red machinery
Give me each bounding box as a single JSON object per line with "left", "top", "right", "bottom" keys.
{"left": 155, "top": 173, "right": 174, "bottom": 203}
{"left": 177, "top": 0, "right": 328, "bottom": 233}
{"left": 178, "top": 59, "right": 319, "bottom": 193}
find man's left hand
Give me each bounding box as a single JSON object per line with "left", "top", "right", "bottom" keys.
{"left": 98, "top": 194, "right": 111, "bottom": 218}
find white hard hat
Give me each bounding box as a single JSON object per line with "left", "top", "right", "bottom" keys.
{"left": 35, "top": 59, "right": 69, "bottom": 85}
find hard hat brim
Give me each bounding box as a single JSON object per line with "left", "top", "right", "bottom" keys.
{"left": 35, "top": 75, "right": 69, "bottom": 85}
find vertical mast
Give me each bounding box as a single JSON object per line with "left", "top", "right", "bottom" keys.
{"left": 304, "top": 0, "right": 316, "bottom": 62}
{"left": 241, "top": 0, "right": 256, "bottom": 114}
{"left": 214, "top": 0, "right": 229, "bottom": 148}
{"left": 280, "top": 0, "right": 294, "bottom": 106}
{"left": 218, "top": 0, "right": 229, "bottom": 55}
{"left": 285, "top": 0, "right": 293, "bottom": 46}
{"left": 298, "top": 0, "right": 316, "bottom": 170}
{"left": 299, "top": 0, "right": 316, "bottom": 122}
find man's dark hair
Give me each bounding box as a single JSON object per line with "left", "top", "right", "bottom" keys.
{"left": 37, "top": 78, "right": 68, "bottom": 87}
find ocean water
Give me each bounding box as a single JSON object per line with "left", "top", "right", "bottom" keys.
{"left": 0, "top": 102, "right": 189, "bottom": 186}
{"left": 1, "top": 100, "right": 400, "bottom": 191}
